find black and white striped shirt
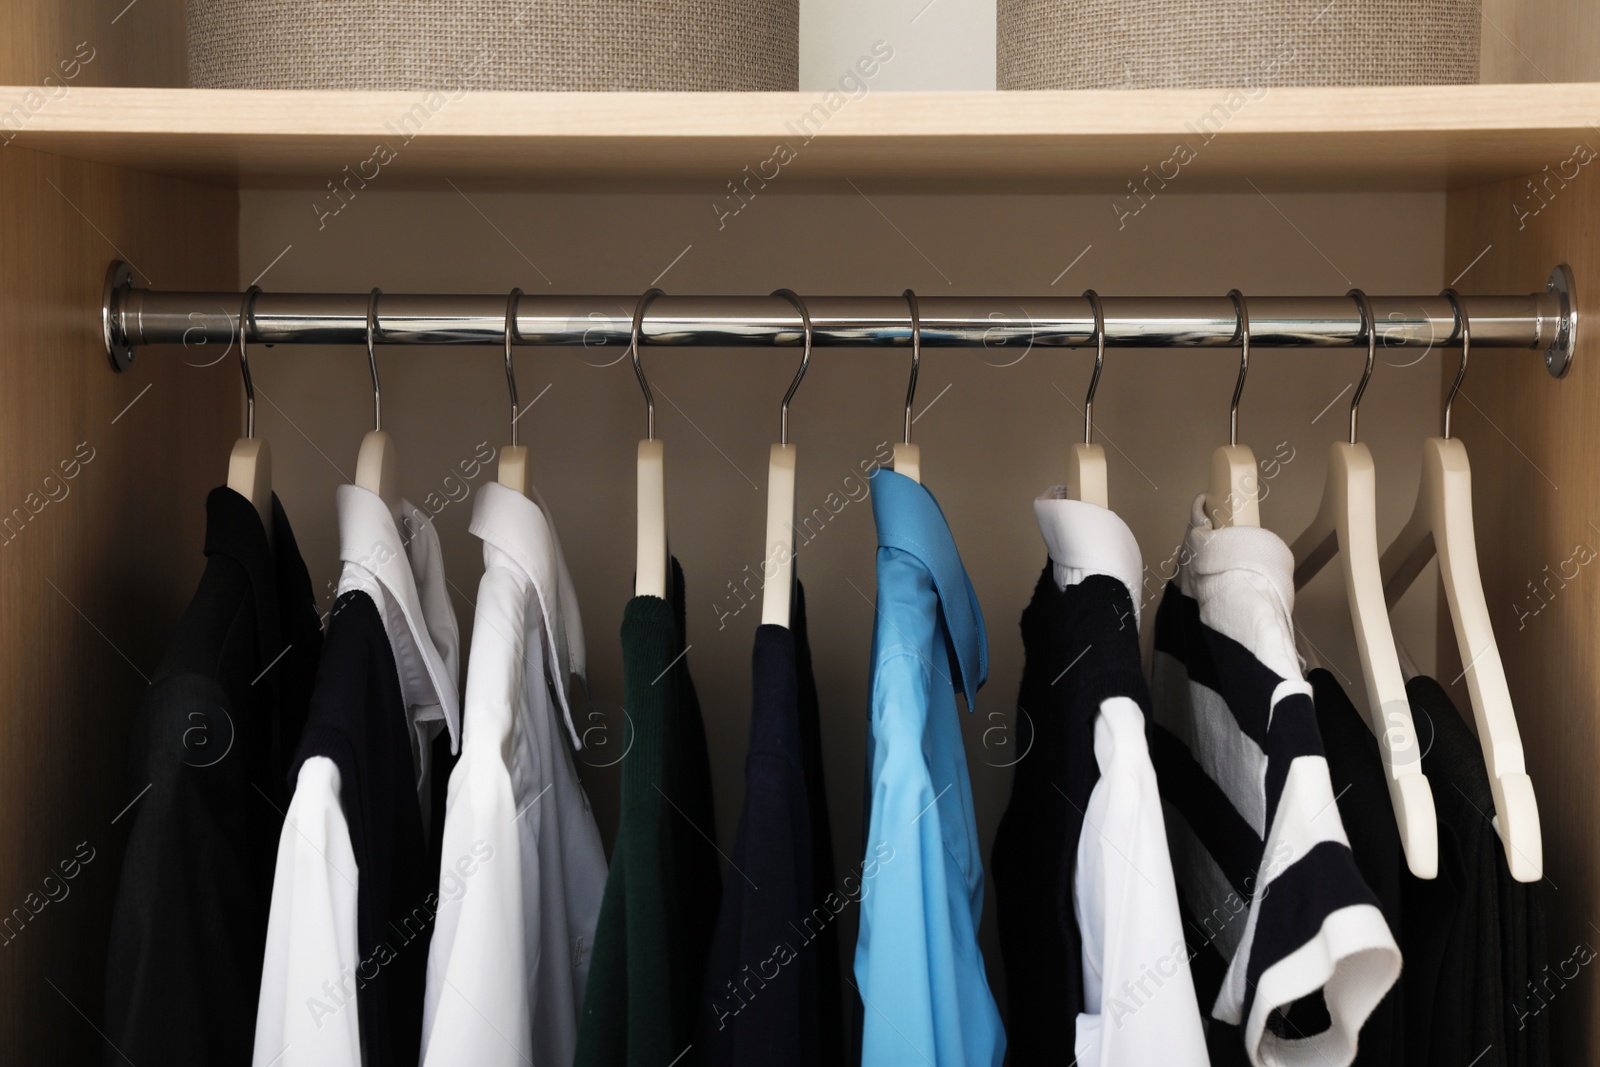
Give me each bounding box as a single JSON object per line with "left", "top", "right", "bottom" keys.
{"left": 1149, "top": 496, "right": 1400, "bottom": 1067}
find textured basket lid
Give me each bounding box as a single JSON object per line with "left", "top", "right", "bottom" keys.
{"left": 998, "top": 0, "right": 1479, "bottom": 90}
{"left": 189, "top": 0, "right": 798, "bottom": 90}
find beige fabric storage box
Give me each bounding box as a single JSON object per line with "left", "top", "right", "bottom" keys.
{"left": 187, "top": 0, "right": 798, "bottom": 90}
{"left": 998, "top": 0, "right": 1480, "bottom": 90}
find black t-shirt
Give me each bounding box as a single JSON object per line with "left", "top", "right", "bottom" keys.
{"left": 104, "top": 488, "right": 323, "bottom": 1066}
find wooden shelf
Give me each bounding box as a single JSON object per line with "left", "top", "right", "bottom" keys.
{"left": 5, "top": 84, "right": 1599, "bottom": 191}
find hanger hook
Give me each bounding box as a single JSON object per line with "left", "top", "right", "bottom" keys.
{"left": 239, "top": 284, "right": 261, "bottom": 439}
{"left": 504, "top": 288, "right": 522, "bottom": 448}
{"left": 1227, "top": 289, "right": 1250, "bottom": 446}
{"left": 1081, "top": 289, "right": 1105, "bottom": 446}
{"left": 630, "top": 288, "right": 665, "bottom": 440}
{"left": 365, "top": 288, "right": 382, "bottom": 432}
{"left": 902, "top": 288, "right": 921, "bottom": 445}
{"left": 1441, "top": 288, "right": 1470, "bottom": 440}
{"left": 1346, "top": 288, "right": 1376, "bottom": 444}
{"left": 771, "top": 289, "right": 812, "bottom": 446}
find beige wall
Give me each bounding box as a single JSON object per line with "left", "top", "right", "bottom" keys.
{"left": 239, "top": 184, "right": 1448, "bottom": 1003}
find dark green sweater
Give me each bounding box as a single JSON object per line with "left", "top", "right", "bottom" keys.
{"left": 576, "top": 559, "right": 721, "bottom": 1067}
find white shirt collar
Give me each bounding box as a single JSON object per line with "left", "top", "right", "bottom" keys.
{"left": 1175, "top": 493, "right": 1302, "bottom": 682}
{"left": 335, "top": 484, "right": 462, "bottom": 767}
{"left": 1034, "top": 487, "right": 1146, "bottom": 626}
{"left": 469, "top": 481, "right": 586, "bottom": 749}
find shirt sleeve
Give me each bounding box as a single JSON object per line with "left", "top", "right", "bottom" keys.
{"left": 419, "top": 733, "right": 529, "bottom": 1065}
{"left": 1074, "top": 697, "right": 1208, "bottom": 1067}
{"left": 253, "top": 757, "right": 362, "bottom": 1067}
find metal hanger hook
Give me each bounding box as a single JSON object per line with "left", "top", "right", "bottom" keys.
{"left": 364, "top": 288, "right": 382, "bottom": 432}
{"left": 770, "top": 289, "right": 812, "bottom": 446}
{"left": 1346, "top": 288, "right": 1376, "bottom": 444}
{"left": 902, "top": 288, "right": 921, "bottom": 445}
{"left": 1081, "top": 289, "right": 1105, "bottom": 446}
{"left": 630, "top": 287, "right": 665, "bottom": 440}
{"left": 504, "top": 288, "right": 523, "bottom": 448}
{"left": 1441, "top": 288, "right": 1470, "bottom": 439}
{"left": 1227, "top": 289, "right": 1250, "bottom": 447}
{"left": 239, "top": 284, "right": 261, "bottom": 439}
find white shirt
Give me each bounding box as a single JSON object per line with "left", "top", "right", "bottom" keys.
{"left": 420, "top": 482, "right": 607, "bottom": 1067}
{"left": 1034, "top": 490, "right": 1209, "bottom": 1067}
{"left": 253, "top": 489, "right": 460, "bottom": 1067}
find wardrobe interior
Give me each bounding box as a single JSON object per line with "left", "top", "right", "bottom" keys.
{"left": 3, "top": 0, "right": 1599, "bottom": 1060}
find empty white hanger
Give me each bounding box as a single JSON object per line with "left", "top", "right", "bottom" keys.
{"left": 227, "top": 284, "right": 274, "bottom": 545}
{"left": 631, "top": 288, "right": 670, "bottom": 600}
{"left": 1066, "top": 289, "right": 1109, "bottom": 509}
{"left": 1206, "top": 290, "right": 1260, "bottom": 528}
{"left": 1379, "top": 289, "right": 1541, "bottom": 882}
{"left": 1290, "top": 289, "right": 1437, "bottom": 879}
{"left": 891, "top": 288, "right": 922, "bottom": 484}
{"left": 497, "top": 288, "right": 531, "bottom": 497}
{"left": 355, "top": 288, "right": 402, "bottom": 523}
{"left": 761, "top": 289, "right": 812, "bottom": 629}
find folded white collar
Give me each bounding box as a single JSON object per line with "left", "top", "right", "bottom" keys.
{"left": 1034, "top": 487, "right": 1146, "bottom": 627}
{"left": 469, "top": 480, "right": 586, "bottom": 748}
{"left": 335, "top": 484, "right": 461, "bottom": 763}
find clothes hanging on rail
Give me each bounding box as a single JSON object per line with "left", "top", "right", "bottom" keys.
{"left": 253, "top": 486, "right": 460, "bottom": 1067}
{"left": 1149, "top": 496, "right": 1399, "bottom": 1067}
{"left": 693, "top": 579, "right": 840, "bottom": 1067}
{"left": 1400, "top": 674, "right": 1551, "bottom": 1067}
{"left": 104, "top": 487, "right": 322, "bottom": 1067}
{"left": 575, "top": 558, "right": 721, "bottom": 1067}
{"left": 419, "top": 481, "right": 606, "bottom": 1067}
{"left": 854, "top": 468, "right": 1005, "bottom": 1067}
{"left": 993, "top": 491, "right": 1206, "bottom": 1067}
{"left": 1309, "top": 668, "right": 1405, "bottom": 1067}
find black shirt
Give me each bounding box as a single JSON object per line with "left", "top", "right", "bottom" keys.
{"left": 1404, "top": 675, "right": 1551, "bottom": 1067}
{"left": 104, "top": 488, "right": 323, "bottom": 1065}
{"left": 695, "top": 582, "right": 839, "bottom": 1066}
{"left": 991, "top": 565, "right": 1148, "bottom": 1065}
{"left": 290, "top": 590, "right": 433, "bottom": 1067}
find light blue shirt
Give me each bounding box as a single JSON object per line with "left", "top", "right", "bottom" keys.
{"left": 854, "top": 469, "right": 1005, "bottom": 1067}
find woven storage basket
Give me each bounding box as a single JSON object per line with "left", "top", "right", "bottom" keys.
{"left": 998, "top": 0, "right": 1479, "bottom": 89}
{"left": 188, "top": 0, "right": 798, "bottom": 90}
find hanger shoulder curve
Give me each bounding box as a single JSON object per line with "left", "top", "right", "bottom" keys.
{"left": 497, "top": 444, "right": 530, "bottom": 497}
{"left": 228, "top": 436, "right": 274, "bottom": 544}
{"left": 760, "top": 443, "right": 797, "bottom": 628}
{"left": 1206, "top": 443, "right": 1259, "bottom": 528}
{"left": 1309, "top": 442, "right": 1439, "bottom": 878}
{"left": 1380, "top": 436, "right": 1541, "bottom": 880}
{"left": 1066, "top": 442, "right": 1108, "bottom": 510}
{"left": 1428, "top": 437, "right": 1541, "bottom": 879}
{"left": 356, "top": 429, "right": 400, "bottom": 520}
{"left": 636, "top": 438, "right": 668, "bottom": 600}
{"left": 891, "top": 441, "right": 920, "bottom": 485}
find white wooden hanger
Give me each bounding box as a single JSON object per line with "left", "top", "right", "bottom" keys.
{"left": 1066, "top": 289, "right": 1109, "bottom": 509}
{"left": 355, "top": 288, "right": 402, "bottom": 522}
{"left": 226, "top": 284, "right": 274, "bottom": 547}
{"left": 1380, "top": 289, "right": 1541, "bottom": 882}
{"left": 631, "top": 288, "right": 669, "bottom": 600}
{"left": 1290, "top": 289, "right": 1437, "bottom": 879}
{"left": 891, "top": 288, "right": 921, "bottom": 484}
{"left": 497, "top": 288, "right": 530, "bottom": 496}
{"left": 761, "top": 289, "right": 813, "bottom": 629}
{"left": 1206, "top": 290, "right": 1260, "bottom": 528}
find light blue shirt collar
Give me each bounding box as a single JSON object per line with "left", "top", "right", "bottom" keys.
{"left": 870, "top": 468, "right": 987, "bottom": 708}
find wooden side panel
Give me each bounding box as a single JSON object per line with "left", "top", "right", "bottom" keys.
{"left": 0, "top": 0, "right": 185, "bottom": 88}
{"left": 0, "top": 149, "right": 235, "bottom": 1061}
{"left": 1480, "top": 0, "right": 1600, "bottom": 83}
{"left": 1446, "top": 173, "right": 1599, "bottom": 1060}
